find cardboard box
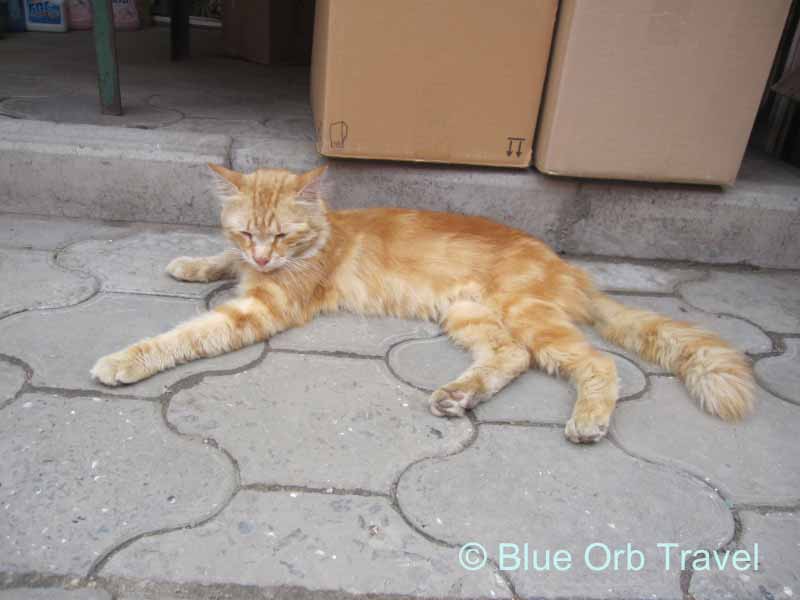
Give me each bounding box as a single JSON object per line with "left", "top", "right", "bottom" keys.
{"left": 223, "top": 0, "right": 314, "bottom": 66}
{"left": 535, "top": 0, "right": 791, "bottom": 185}
{"left": 310, "top": 0, "right": 557, "bottom": 168}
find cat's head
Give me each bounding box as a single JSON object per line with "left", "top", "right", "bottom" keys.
{"left": 208, "top": 164, "right": 329, "bottom": 273}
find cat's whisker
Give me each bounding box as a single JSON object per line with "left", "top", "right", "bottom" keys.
{"left": 94, "top": 163, "right": 755, "bottom": 446}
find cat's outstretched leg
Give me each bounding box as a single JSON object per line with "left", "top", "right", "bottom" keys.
{"left": 505, "top": 300, "right": 618, "bottom": 444}
{"left": 430, "top": 300, "right": 530, "bottom": 417}
{"left": 166, "top": 249, "right": 239, "bottom": 282}
{"left": 92, "top": 292, "right": 296, "bottom": 386}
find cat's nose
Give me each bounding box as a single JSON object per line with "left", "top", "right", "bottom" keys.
{"left": 254, "top": 256, "right": 270, "bottom": 267}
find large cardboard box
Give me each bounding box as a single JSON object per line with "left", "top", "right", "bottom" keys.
{"left": 535, "top": 0, "right": 791, "bottom": 185}
{"left": 311, "top": 0, "right": 557, "bottom": 168}
{"left": 223, "top": 0, "right": 315, "bottom": 66}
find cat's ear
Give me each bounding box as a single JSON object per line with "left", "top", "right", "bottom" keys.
{"left": 296, "top": 165, "right": 328, "bottom": 201}
{"left": 208, "top": 163, "right": 244, "bottom": 199}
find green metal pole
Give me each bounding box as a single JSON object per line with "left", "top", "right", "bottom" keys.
{"left": 92, "top": 0, "right": 122, "bottom": 115}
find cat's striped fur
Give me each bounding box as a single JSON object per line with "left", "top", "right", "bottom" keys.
{"left": 92, "top": 165, "right": 754, "bottom": 443}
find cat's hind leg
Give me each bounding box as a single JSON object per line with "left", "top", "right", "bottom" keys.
{"left": 166, "top": 249, "right": 239, "bottom": 282}
{"left": 429, "top": 300, "right": 530, "bottom": 418}
{"left": 504, "top": 299, "right": 618, "bottom": 444}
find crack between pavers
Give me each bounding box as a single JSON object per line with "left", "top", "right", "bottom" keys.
{"left": 605, "top": 430, "right": 740, "bottom": 600}
{"left": 0, "top": 254, "right": 100, "bottom": 324}
{"left": 387, "top": 414, "right": 520, "bottom": 599}
{"left": 733, "top": 501, "right": 800, "bottom": 514}
{"left": 101, "top": 288, "right": 214, "bottom": 302}
{"left": 0, "top": 352, "right": 33, "bottom": 411}
{"left": 204, "top": 280, "right": 237, "bottom": 309}
{"left": 268, "top": 347, "right": 385, "bottom": 360}
{"left": 86, "top": 344, "right": 271, "bottom": 579}
{"left": 382, "top": 332, "right": 449, "bottom": 394}
{"left": 241, "top": 483, "right": 390, "bottom": 498}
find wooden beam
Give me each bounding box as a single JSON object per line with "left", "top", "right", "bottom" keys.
{"left": 92, "top": 0, "right": 122, "bottom": 115}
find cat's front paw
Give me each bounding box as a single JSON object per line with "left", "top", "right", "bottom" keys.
{"left": 91, "top": 348, "right": 152, "bottom": 386}
{"left": 166, "top": 256, "right": 207, "bottom": 282}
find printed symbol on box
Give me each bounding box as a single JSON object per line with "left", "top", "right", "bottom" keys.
{"left": 330, "top": 121, "right": 349, "bottom": 148}
{"left": 506, "top": 137, "right": 526, "bottom": 157}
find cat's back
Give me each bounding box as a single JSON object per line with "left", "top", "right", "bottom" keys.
{"left": 330, "top": 207, "right": 531, "bottom": 244}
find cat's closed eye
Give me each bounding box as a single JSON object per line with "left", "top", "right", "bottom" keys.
{"left": 240, "top": 231, "right": 252, "bottom": 239}
{"left": 275, "top": 233, "right": 287, "bottom": 239}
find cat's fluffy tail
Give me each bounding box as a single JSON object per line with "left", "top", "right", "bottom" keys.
{"left": 589, "top": 293, "right": 754, "bottom": 420}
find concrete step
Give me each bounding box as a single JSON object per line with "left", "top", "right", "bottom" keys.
{"left": 1, "top": 118, "right": 798, "bottom": 268}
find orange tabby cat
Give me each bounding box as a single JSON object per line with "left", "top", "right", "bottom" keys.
{"left": 92, "top": 165, "right": 753, "bottom": 443}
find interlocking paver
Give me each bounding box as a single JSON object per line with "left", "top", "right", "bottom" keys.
{"left": 388, "top": 336, "right": 646, "bottom": 422}
{"left": 573, "top": 259, "right": 703, "bottom": 293}
{"left": 168, "top": 353, "right": 472, "bottom": 489}
{"left": 0, "top": 214, "right": 134, "bottom": 251}
{"left": 0, "top": 393, "right": 234, "bottom": 575}
{"left": 585, "top": 294, "right": 772, "bottom": 373}
{"left": 58, "top": 232, "right": 227, "bottom": 298}
{"left": 0, "top": 359, "right": 27, "bottom": 406}
{"left": 397, "top": 424, "right": 732, "bottom": 599}
{"left": 103, "top": 490, "right": 510, "bottom": 598}
{"left": 755, "top": 339, "right": 800, "bottom": 404}
{"left": 0, "top": 589, "right": 111, "bottom": 600}
{"left": 0, "top": 294, "right": 263, "bottom": 396}
{"left": 272, "top": 314, "right": 441, "bottom": 355}
{"left": 681, "top": 271, "right": 800, "bottom": 333}
{"left": 691, "top": 510, "right": 800, "bottom": 600}
{"left": 0, "top": 249, "right": 96, "bottom": 318}
{"left": 612, "top": 377, "right": 800, "bottom": 505}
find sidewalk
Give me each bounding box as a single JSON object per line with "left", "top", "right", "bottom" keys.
{"left": 0, "top": 212, "right": 797, "bottom": 599}
{"left": 2, "top": 30, "right": 800, "bottom": 268}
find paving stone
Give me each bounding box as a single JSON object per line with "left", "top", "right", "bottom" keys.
{"left": 210, "top": 288, "right": 441, "bottom": 355}
{"left": 388, "top": 336, "right": 647, "bottom": 422}
{"left": 0, "top": 359, "right": 27, "bottom": 407}
{"left": 58, "top": 231, "right": 228, "bottom": 298}
{"left": 0, "top": 589, "right": 111, "bottom": 600}
{"left": 612, "top": 377, "right": 800, "bottom": 505}
{"left": 681, "top": 271, "right": 800, "bottom": 333}
{"left": 755, "top": 339, "right": 800, "bottom": 405}
{"left": 0, "top": 294, "right": 263, "bottom": 396}
{"left": 169, "top": 353, "right": 472, "bottom": 489}
{"left": 0, "top": 214, "right": 135, "bottom": 251}
{"left": 0, "top": 249, "right": 96, "bottom": 318}
{"left": 397, "top": 425, "right": 732, "bottom": 599}
{"left": 0, "top": 393, "right": 234, "bottom": 575}
{"left": 271, "top": 314, "right": 440, "bottom": 356}
{"left": 103, "top": 490, "right": 509, "bottom": 598}
{"left": 572, "top": 259, "right": 704, "bottom": 293}
{"left": 691, "top": 510, "right": 800, "bottom": 600}
{"left": 585, "top": 295, "right": 773, "bottom": 373}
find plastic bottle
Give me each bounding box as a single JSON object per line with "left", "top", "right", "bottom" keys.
{"left": 23, "top": 0, "right": 68, "bottom": 31}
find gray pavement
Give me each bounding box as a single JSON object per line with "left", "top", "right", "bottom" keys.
{"left": 0, "top": 213, "right": 798, "bottom": 599}
{"left": 2, "top": 30, "right": 800, "bottom": 268}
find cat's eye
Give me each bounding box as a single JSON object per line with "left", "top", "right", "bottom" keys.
{"left": 274, "top": 232, "right": 287, "bottom": 239}
{"left": 239, "top": 231, "right": 252, "bottom": 239}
